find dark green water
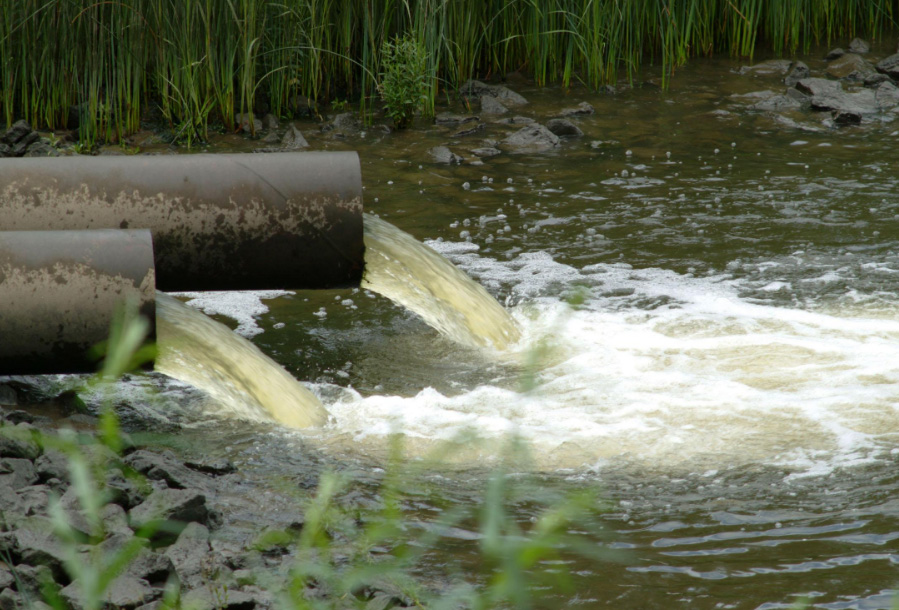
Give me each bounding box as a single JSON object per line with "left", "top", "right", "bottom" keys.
{"left": 144, "top": 51, "right": 899, "bottom": 608}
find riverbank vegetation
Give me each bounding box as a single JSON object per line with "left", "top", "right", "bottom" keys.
{"left": 0, "top": 0, "right": 896, "bottom": 144}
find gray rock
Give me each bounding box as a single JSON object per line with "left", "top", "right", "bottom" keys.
{"left": 559, "top": 101, "right": 595, "bottom": 116}
{"left": 0, "top": 567, "right": 12, "bottom": 591}
{"left": 428, "top": 146, "right": 463, "bottom": 164}
{"left": 460, "top": 80, "right": 528, "bottom": 106}
{"left": 876, "top": 52, "right": 899, "bottom": 80}
{"left": 366, "top": 593, "right": 404, "bottom": 610}
{"left": 794, "top": 78, "right": 880, "bottom": 118}
{"left": 0, "top": 483, "right": 23, "bottom": 513}
{"left": 9, "top": 524, "right": 66, "bottom": 578}
{"left": 105, "top": 468, "right": 147, "bottom": 510}
{"left": 0, "top": 588, "right": 20, "bottom": 610}
{"left": 23, "top": 141, "right": 59, "bottom": 158}
{"left": 459, "top": 80, "right": 495, "bottom": 98}
{"left": 497, "top": 115, "right": 535, "bottom": 125}
{"left": 129, "top": 488, "right": 210, "bottom": 533}
{"left": 480, "top": 95, "right": 508, "bottom": 115}
{"left": 849, "top": 38, "right": 870, "bottom": 54}
{"left": 738, "top": 59, "right": 792, "bottom": 75}
{"left": 16, "top": 485, "right": 50, "bottom": 517}
{"left": 825, "top": 47, "right": 846, "bottom": 60}
{"left": 61, "top": 575, "right": 159, "bottom": 610}
{"left": 833, "top": 109, "right": 863, "bottom": 125}
{"left": 434, "top": 113, "right": 478, "bottom": 126}
{"left": 101, "top": 503, "right": 134, "bottom": 537}
{"left": 181, "top": 587, "right": 256, "bottom": 610}
{"left": 784, "top": 61, "right": 810, "bottom": 87}
{"left": 0, "top": 386, "right": 16, "bottom": 406}
{"left": 751, "top": 94, "right": 803, "bottom": 112}
{"left": 452, "top": 122, "right": 484, "bottom": 137}
{"left": 11, "top": 564, "right": 55, "bottom": 599}
{"left": 545, "top": 118, "right": 583, "bottom": 137}
{"left": 875, "top": 80, "right": 899, "bottom": 109}
{"left": 164, "top": 523, "right": 211, "bottom": 589}
{"left": 125, "top": 450, "right": 209, "bottom": 491}
{"left": 0, "top": 458, "right": 37, "bottom": 490}
{"left": 0, "top": 426, "right": 41, "bottom": 460}
{"left": 826, "top": 53, "right": 876, "bottom": 81}
{"left": 125, "top": 548, "right": 176, "bottom": 586}
{"left": 322, "top": 112, "right": 361, "bottom": 135}
{"left": 260, "top": 130, "right": 280, "bottom": 144}
{"left": 280, "top": 123, "right": 309, "bottom": 150}
{"left": 0, "top": 120, "right": 33, "bottom": 146}
{"left": 864, "top": 72, "right": 891, "bottom": 86}
{"left": 183, "top": 458, "right": 235, "bottom": 476}
{"left": 34, "top": 450, "right": 68, "bottom": 483}
{"left": 470, "top": 147, "right": 502, "bottom": 158}
{"left": 262, "top": 114, "right": 279, "bottom": 131}
{"left": 500, "top": 123, "right": 560, "bottom": 152}
{"left": 235, "top": 113, "right": 259, "bottom": 134}
{"left": 10, "top": 131, "right": 38, "bottom": 157}
{"left": 0, "top": 143, "right": 10, "bottom": 158}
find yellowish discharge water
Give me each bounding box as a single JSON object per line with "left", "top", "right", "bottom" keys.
{"left": 155, "top": 293, "right": 330, "bottom": 428}
{"left": 361, "top": 213, "right": 521, "bottom": 350}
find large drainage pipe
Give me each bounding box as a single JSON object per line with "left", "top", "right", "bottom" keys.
{"left": 0, "top": 229, "right": 155, "bottom": 375}
{"left": 0, "top": 152, "right": 364, "bottom": 291}
{"left": 0, "top": 152, "right": 364, "bottom": 375}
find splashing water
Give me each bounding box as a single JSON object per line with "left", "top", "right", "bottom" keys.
{"left": 361, "top": 213, "right": 521, "bottom": 350}
{"left": 155, "top": 293, "right": 329, "bottom": 429}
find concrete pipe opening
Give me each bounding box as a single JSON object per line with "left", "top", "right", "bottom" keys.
{"left": 0, "top": 152, "right": 364, "bottom": 291}
{"left": 0, "top": 229, "right": 155, "bottom": 375}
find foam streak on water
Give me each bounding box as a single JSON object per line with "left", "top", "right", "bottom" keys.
{"left": 325, "top": 246, "right": 899, "bottom": 474}
{"left": 361, "top": 214, "right": 521, "bottom": 350}
{"left": 155, "top": 293, "right": 329, "bottom": 429}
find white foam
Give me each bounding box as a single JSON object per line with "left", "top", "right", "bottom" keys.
{"left": 322, "top": 245, "right": 899, "bottom": 474}
{"left": 171, "top": 291, "right": 290, "bottom": 337}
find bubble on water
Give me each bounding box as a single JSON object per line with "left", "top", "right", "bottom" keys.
{"left": 626, "top": 150, "right": 633, "bottom": 156}
{"left": 462, "top": 182, "right": 471, "bottom": 190}
{"left": 507, "top": 177, "right": 513, "bottom": 184}
{"left": 621, "top": 169, "right": 629, "bottom": 178}
{"left": 714, "top": 148, "right": 720, "bottom": 154}
{"left": 666, "top": 151, "right": 671, "bottom": 158}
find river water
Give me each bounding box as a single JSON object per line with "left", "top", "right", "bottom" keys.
{"left": 141, "top": 52, "right": 899, "bottom": 607}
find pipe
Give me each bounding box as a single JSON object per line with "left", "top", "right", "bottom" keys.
{"left": 0, "top": 152, "right": 364, "bottom": 291}
{"left": 0, "top": 229, "right": 155, "bottom": 375}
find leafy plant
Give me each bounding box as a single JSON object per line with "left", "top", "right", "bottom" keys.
{"left": 377, "top": 35, "right": 428, "bottom": 129}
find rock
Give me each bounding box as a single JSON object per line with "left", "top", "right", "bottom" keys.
{"left": 16, "top": 485, "right": 51, "bottom": 517}
{"left": 0, "top": 143, "right": 11, "bottom": 158}
{"left": 279, "top": 123, "right": 308, "bottom": 150}
{"left": 825, "top": 47, "right": 846, "bottom": 61}
{"left": 129, "top": 488, "right": 210, "bottom": 533}
{"left": 434, "top": 113, "right": 478, "bottom": 126}
{"left": 262, "top": 114, "right": 279, "bottom": 131}
{"left": 783, "top": 61, "right": 810, "bottom": 87}
{"left": 826, "top": 53, "right": 876, "bottom": 81}
{"left": 0, "top": 426, "right": 41, "bottom": 460}
{"left": 864, "top": 72, "right": 891, "bottom": 86}
{"left": 428, "top": 146, "right": 463, "bottom": 164}
{"left": 0, "top": 386, "right": 16, "bottom": 406}
{"left": 849, "top": 38, "right": 870, "bottom": 54}
{"left": 470, "top": 147, "right": 501, "bottom": 158}
{"left": 0, "top": 458, "right": 37, "bottom": 490}
{"left": 738, "top": 59, "right": 791, "bottom": 75}
{"left": 795, "top": 78, "right": 879, "bottom": 118}
{"left": 125, "top": 548, "right": 176, "bottom": 586}
{"left": 181, "top": 587, "right": 256, "bottom": 610}
{"left": 100, "top": 503, "right": 134, "bottom": 537}
{"left": 125, "top": 450, "right": 209, "bottom": 491}
{"left": 480, "top": 96, "right": 508, "bottom": 115}
{"left": 459, "top": 80, "right": 528, "bottom": 106}
{"left": 0, "top": 482, "right": 23, "bottom": 513}
{"left": 545, "top": 118, "right": 583, "bottom": 137}
{"left": 35, "top": 450, "right": 68, "bottom": 483}
{"left": 183, "top": 458, "right": 235, "bottom": 477}
{"left": 366, "top": 593, "right": 405, "bottom": 610}
{"left": 875, "top": 80, "right": 899, "bottom": 109}
{"left": 451, "top": 123, "right": 484, "bottom": 137}
{"left": 0, "top": 120, "right": 33, "bottom": 146}
{"left": 235, "top": 113, "right": 259, "bottom": 134}
{"left": 0, "top": 568, "right": 11, "bottom": 592}
{"left": 559, "top": 101, "right": 595, "bottom": 116}
{"left": 9, "top": 523, "right": 66, "bottom": 578}
{"left": 10, "top": 131, "right": 39, "bottom": 157}
{"left": 876, "top": 52, "right": 899, "bottom": 80}
{"left": 61, "top": 575, "right": 159, "bottom": 610}
{"left": 833, "top": 109, "right": 863, "bottom": 125}
{"left": 0, "top": 589, "right": 20, "bottom": 610}
{"left": 497, "top": 115, "right": 535, "bottom": 125}
{"left": 11, "top": 564, "right": 55, "bottom": 599}
{"left": 322, "top": 112, "right": 361, "bottom": 135}
{"left": 751, "top": 94, "right": 803, "bottom": 112}
{"left": 500, "top": 123, "right": 560, "bottom": 152}
{"left": 23, "top": 141, "right": 59, "bottom": 158}
{"left": 164, "top": 523, "right": 211, "bottom": 589}
{"left": 105, "top": 468, "right": 147, "bottom": 510}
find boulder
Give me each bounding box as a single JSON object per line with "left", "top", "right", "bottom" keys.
{"left": 876, "top": 52, "right": 899, "bottom": 80}
{"left": 825, "top": 47, "right": 846, "bottom": 61}
{"left": 125, "top": 450, "right": 210, "bottom": 491}
{"left": 545, "top": 118, "right": 583, "bottom": 137}
{"left": 262, "top": 114, "right": 279, "bottom": 131}
{"left": 0, "top": 386, "right": 17, "bottom": 407}
{"left": 783, "top": 61, "right": 810, "bottom": 87}
{"left": 459, "top": 80, "right": 528, "bottom": 106}
{"left": 875, "top": 80, "right": 899, "bottom": 109}
{"left": 0, "top": 120, "right": 34, "bottom": 146}
{"left": 849, "top": 38, "right": 870, "bottom": 54}
{"left": 235, "top": 113, "right": 259, "bottom": 134}
{"left": 164, "top": 523, "right": 211, "bottom": 589}
{"left": 500, "top": 124, "right": 560, "bottom": 153}
{"left": 751, "top": 94, "right": 803, "bottom": 112}
{"left": 738, "top": 59, "right": 791, "bottom": 75}
{"left": 434, "top": 113, "right": 478, "bottom": 126}
{"left": 0, "top": 426, "right": 41, "bottom": 460}
{"left": 428, "top": 146, "right": 463, "bottom": 164}
{"left": 0, "top": 458, "right": 38, "bottom": 490}
{"left": 180, "top": 587, "right": 257, "bottom": 610}
{"left": 279, "top": 123, "right": 308, "bottom": 150}
{"left": 480, "top": 96, "right": 508, "bottom": 115}
{"left": 470, "top": 147, "right": 501, "bottom": 158}
{"left": 826, "top": 53, "right": 876, "bottom": 81}
{"left": 129, "top": 488, "right": 210, "bottom": 533}
{"left": 23, "top": 140, "right": 60, "bottom": 158}
{"left": 452, "top": 122, "right": 485, "bottom": 137}
{"left": 559, "top": 101, "right": 595, "bottom": 116}
{"left": 321, "top": 112, "right": 361, "bottom": 135}
{"left": 61, "top": 575, "right": 159, "bottom": 610}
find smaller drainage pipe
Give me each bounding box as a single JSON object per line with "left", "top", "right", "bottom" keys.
{"left": 0, "top": 229, "right": 155, "bottom": 375}
{"left": 0, "top": 152, "right": 364, "bottom": 291}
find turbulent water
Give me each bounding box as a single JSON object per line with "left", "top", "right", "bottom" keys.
{"left": 130, "top": 51, "right": 899, "bottom": 608}
{"left": 361, "top": 213, "right": 521, "bottom": 350}
{"left": 154, "top": 293, "right": 329, "bottom": 428}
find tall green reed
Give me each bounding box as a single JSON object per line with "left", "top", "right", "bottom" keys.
{"left": 1, "top": 0, "right": 896, "bottom": 144}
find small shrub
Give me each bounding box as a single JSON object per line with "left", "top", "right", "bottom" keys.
{"left": 378, "top": 35, "right": 428, "bottom": 130}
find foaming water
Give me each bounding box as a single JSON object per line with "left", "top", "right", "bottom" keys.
{"left": 155, "top": 293, "right": 329, "bottom": 428}
{"left": 320, "top": 247, "right": 899, "bottom": 474}
{"left": 361, "top": 213, "right": 521, "bottom": 350}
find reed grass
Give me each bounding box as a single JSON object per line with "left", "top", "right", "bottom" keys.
{"left": 0, "top": 0, "right": 896, "bottom": 145}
